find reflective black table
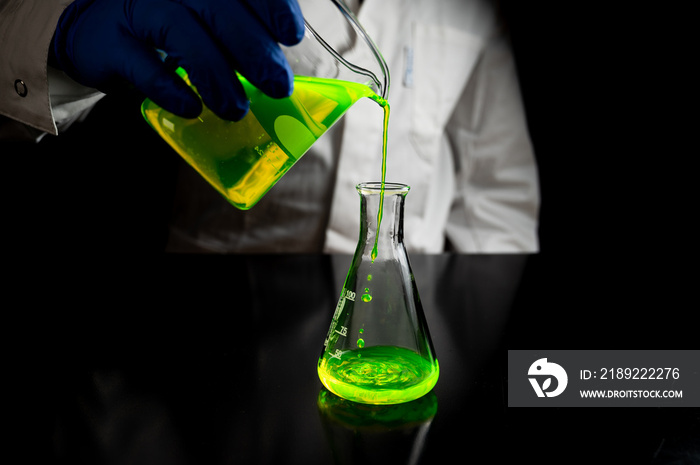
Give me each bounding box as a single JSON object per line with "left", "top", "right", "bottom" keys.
{"left": 9, "top": 253, "right": 699, "bottom": 464}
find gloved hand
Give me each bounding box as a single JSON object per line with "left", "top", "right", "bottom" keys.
{"left": 51, "top": 0, "right": 305, "bottom": 121}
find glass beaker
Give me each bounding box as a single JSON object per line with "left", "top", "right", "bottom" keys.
{"left": 318, "top": 182, "right": 439, "bottom": 405}
{"left": 140, "top": 0, "right": 389, "bottom": 210}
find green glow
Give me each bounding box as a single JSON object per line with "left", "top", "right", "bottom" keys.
{"left": 318, "top": 346, "right": 439, "bottom": 405}
{"left": 142, "top": 71, "right": 383, "bottom": 210}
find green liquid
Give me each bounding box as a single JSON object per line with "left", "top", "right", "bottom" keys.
{"left": 371, "top": 102, "right": 390, "bottom": 262}
{"left": 318, "top": 346, "right": 439, "bottom": 405}
{"left": 142, "top": 71, "right": 385, "bottom": 210}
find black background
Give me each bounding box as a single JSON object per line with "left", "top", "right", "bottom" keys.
{"left": 499, "top": 4, "right": 697, "bottom": 463}
{"left": 498, "top": 1, "right": 695, "bottom": 347}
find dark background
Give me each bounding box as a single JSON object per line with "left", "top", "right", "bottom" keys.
{"left": 498, "top": 5, "right": 698, "bottom": 463}
{"left": 498, "top": 2, "right": 695, "bottom": 347}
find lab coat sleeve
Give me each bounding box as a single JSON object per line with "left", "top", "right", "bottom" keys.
{"left": 444, "top": 33, "right": 540, "bottom": 252}
{"left": 0, "top": 0, "right": 103, "bottom": 140}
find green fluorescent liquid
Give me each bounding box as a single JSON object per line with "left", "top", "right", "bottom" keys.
{"left": 141, "top": 71, "right": 387, "bottom": 210}
{"left": 318, "top": 346, "right": 439, "bottom": 405}
{"left": 371, "top": 102, "right": 390, "bottom": 262}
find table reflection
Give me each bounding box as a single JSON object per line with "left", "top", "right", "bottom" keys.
{"left": 317, "top": 388, "right": 437, "bottom": 465}
{"left": 22, "top": 253, "right": 529, "bottom": 464}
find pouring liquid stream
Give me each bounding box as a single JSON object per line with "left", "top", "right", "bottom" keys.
{"left": 371, "top": 99, "right": 389, "bottom": 262}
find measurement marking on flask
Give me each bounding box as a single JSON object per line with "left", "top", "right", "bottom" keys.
{"left": 332, "top": 298, "right": 346, "bottom": 321}
{"left": 344, "top": 289, "right": 356, "bottom": 301}
{"left": 329, "top": 349, "right": 343, "bottom": 360}
{"left": 325, "top": 293, "right": 352, "bottom": 347}
{"left": 334, "top": 326, "right": 348, "bottom": 337}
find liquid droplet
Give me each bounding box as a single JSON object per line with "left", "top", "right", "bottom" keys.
{"left": 361, "top": 293, "right": 372, "bottom": 302}
{"left": 357, "top": 338, "right": 365, "bottom": 348}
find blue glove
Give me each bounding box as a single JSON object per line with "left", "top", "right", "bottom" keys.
{"left": 52, "top": 0, "right": 305, "bottom": 121}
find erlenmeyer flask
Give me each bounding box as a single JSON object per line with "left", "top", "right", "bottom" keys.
{"left": 140, "top": 0, "right": 389, "bottom": 210}
{"left": 318, "top": 183, "right": 439, "bottom": 405}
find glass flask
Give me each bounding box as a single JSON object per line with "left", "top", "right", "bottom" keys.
{"left": 318, "top": 182, "right": 439, "bottom": 405}
{"left": 141, "top": 0, "right": 389, "bottom": 210}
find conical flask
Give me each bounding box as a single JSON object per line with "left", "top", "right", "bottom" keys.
{"left": 318, "top": 182, "right": 439, "bottom": 405}
{"left": 140, "top": 0, "right": 389, "bottom": 210}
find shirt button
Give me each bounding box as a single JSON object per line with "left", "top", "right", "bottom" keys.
{"left": 15, "top": 79, "right": 28, "bottom": 97}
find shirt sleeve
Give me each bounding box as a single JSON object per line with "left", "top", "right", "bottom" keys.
{"left": 444, "top": 32, "right": 541, "bottom": 252}
{"left": 0, "top": 0, "right": 103, "bottom": 139}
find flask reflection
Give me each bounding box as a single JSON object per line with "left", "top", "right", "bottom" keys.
{"left": 317, "top": 388, "right": 438, "bottom": 465}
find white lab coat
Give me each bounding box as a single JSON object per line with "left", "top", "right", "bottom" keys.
{"left": 0, "top": 0, "right": 539, "bottom": 254}
{"left": 0, "top": 0, "right": 105, "bottom": 140}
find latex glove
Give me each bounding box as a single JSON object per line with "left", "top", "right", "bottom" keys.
{"left": 51, "top": 0, "right": 305, "bottom": 121}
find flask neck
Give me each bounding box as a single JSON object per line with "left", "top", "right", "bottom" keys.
{"left": 356, "top": 183, "right": 410, "bottom": 259}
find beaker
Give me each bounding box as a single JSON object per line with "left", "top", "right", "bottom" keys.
{"left": 318, "top": 182, "right": 439, "bottom": 405}
{"left": 140, "top": 0, "right": 389, "bottom": 210}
